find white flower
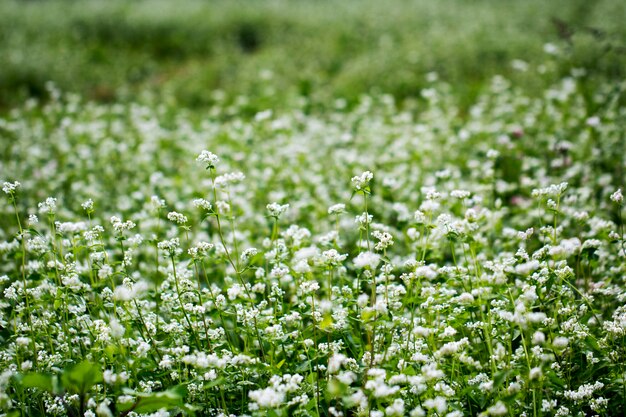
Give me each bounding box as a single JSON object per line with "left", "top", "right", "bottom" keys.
{"left": 450, "top": 190, "right": 470, "bottom": 199}
{"left": 485, "top": 401, "right": 507, "bottom": 416}
{"left": 241, "top": 248, "right": 258, "bottom": 262}
{"left": 249, "top": 386, "right": 285, "bottom": 409}
{"left": 586, "top": 116, "right": 600, "bottom": 127}
{"left": 81, "top": 199, "right": 94, "bottom": 211}
{"left": 610, "top": 189, "right": 623, "bottom": 204}
{"left": 552, "top": 336, "right": 569, "bottom": 349}
{"left": 167, "top": 211, "right": 188, "bottom": 225}
{"left": 351, "top": 171, "right": 373, "bottom": 191}
{"left": 423, "top": 396, "right": 447, "bottom": 414}
{"left": 27, "top": 214, "right": 39, "bottom": 226}
{"left": 322, "top": 249, "right": 347, "bottom": 265}
{"left": 328, "top": 203, "right": 346, "bottom": 215}
{"left": 151, "top": 195, "right": 166, "bottom": 209}
{"left": 531, "top": 182, "right": 568, "bottom": 198}
{"left": 110, "top": 216, "right": 136, "bottom": 233}
{"left": 372, "top": 230, "right": 394, "bottom": 251}
{"left": 2, "top": 181, "right": 20, "bottom": 195}
{"left": 353, "top": 251, "right": 380, "bottom": 270}
{"left": 192, "top": 198, "right": 212, "bottom": 211}
{"left": 38, "top": 197, "right": 58, "bottom": 215}
{"left": 267, "top": 202, "right": 290, "bottom": 218}
{"left": 214, "top": 172, "right": 245, "bottom": 188}
{"left": 529, "top": 367, "right": 542, "bottom": 380}
{"left": 158, "top": 238, "right": 181, "bottom": 256}
{"left": 197, "top": 150, "right": 219, "bottom": 167}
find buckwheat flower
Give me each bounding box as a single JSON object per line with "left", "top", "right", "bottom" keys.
{"left": 552, "top": 336, "right": 569, "bottom": 349}
{"left": 372, "top": 230, "right": 394, "bottom": 251}
{"left": 322, "top": 249, "right": 348, "bottom": 265}
{"left": 216, "top": 200, "right": 230, "bottom": 213}
{"left": 267, "top": 202, "right": 289, "bottom": 218}
{"left": 581, "top": 239, "right": 601, "bottom": 250}
{"left": 159, "top": 355, "right": 173, "bottom": 369}
{"left": 96, "top": 400, "right": 113, "bottom": 417}
{"left": 351, "top": 171, "right": 373, "bottom": 191}
{"left": 541, "top": 399, "right": 557, "bottom": 412}
{"left": 248, "top": 386, "right": 285, "bottom": 409}
{"left": 364, "top": 379, "right": 399, "bottom": 398}
{"left": 590, "top": 397, "right": 608, "bottom": 412}
{"left": 270, "top": 265, "right": 289, "bottom": 279}
{"left": 81, "top": 199, "right": 94, "bottom": 212}
{"left": 563, "top": 381, "right": 604, "bottom": 401}
{"left": 38, "top": 197, "right": 57, "bottom": 215}
{"left": 529, "top": 367, "right": 542, "bottom": 380}
{"left": 353, "top": 251, "right": 380, "bottom": 270}
{"left": 610, "top": 189, "right": 623, "bottom": 204}
{"left": 240, "top": 247, "right": 258, "bottom": 263}
{"left": 532, "top": 331, "right": 546, "bottom": 345}
{"left": 486, "top": 149, "right": 499, "bottom": 159}
{"left": 544, "top": 42, "right": 559, "bottom": 54}
{"left": 355, "top": 212, "right": 373, "bottom": 225}
{"left": 98, "top": 264, "right": 113, "bottom": 280}
{"left": 328, "top": 203, "right": 346, "bottom": 215}
{"left": 586, "top": 116, "right": 600, "bottom": 127}
{"left": 167, "top": 211, "right": 188, "bottom": 225}
{"left": 2, "top": 181, "right": 20, "bottom": 195}
{"left": 192, "top": 198, "right": 212, "bottom": 211}
{"left": 110, "top": 216, "right": 136, "bottom": 233}
{"left": 457, "top": 292, "right": 474, "bottom": 304}
{"left": 409, "top": 406, "right": 426, "bottom": 417}
{"left": 450, "top": 190, "right": 471, "bottom": 199}
{"left": 151, "top": 195, "right": 166, "bottom": 209}
{"left": 485, "top": 401, "right": 507, "bottom": 416}
{"left": 21, "top": 360, "right": 33, "bottom": 371}
{"left": 214, "top": 171, "right": 245, "bottom": 188}
{"left": 158, "top": 238, "right": 181, "bottom": 256}
{"left": 197, "top": 150, "right": 219, "bottom": 168}
{"left": 531, "top": 182, "right": 568, "bottom": 198}
{"left": 423, "top": 396, "right": 447, "bottom": 414}
{"left": 299, "top": 281, "right": 320, "bottom": 294}
{"left": 27, "top": 214, "right": 38, "bottom": 226}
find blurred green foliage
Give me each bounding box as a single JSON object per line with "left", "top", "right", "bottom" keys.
{"left": 0, "top": 0, "right": 624, "bottom": 110}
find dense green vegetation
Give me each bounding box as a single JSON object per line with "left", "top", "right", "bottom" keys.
{"left": 1, "top": 1, "right": 626, "bottom": 416}
{"left": 1, "top": 0, "right": 625, "bottom": 110}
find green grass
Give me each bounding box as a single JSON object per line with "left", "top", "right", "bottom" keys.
{"left": 1, "top": 0, "right": 625, "bottom": 110}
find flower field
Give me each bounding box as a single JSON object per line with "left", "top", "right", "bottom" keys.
{"left": 1, "top": 1, "right": 626, "bottom": 416}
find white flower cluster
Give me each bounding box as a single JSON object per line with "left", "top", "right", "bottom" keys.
{"left": 2, "top": 181, "right": 20, "bottom": 195}
{"left": 351, "top": 171, "right": 373, "bottom": 191}
{"left": 267, "top": 202, "right": 290, "bottom": 218}
{"left": 214, "top": 172, "right": 245, "bottom": 188}
{"left": 110, "top": 216, "right": 136, "bottom": 233}
{"left": 248, "top": 374, "right": 304, "bottom": 410}
{"left": 196, "top": 150, "right": 219, "bottom": 167}
{"left": 531, "top": 182, "right": 568, "bottom": 198}
{"left": 167, "top": 211, "right": 188, "bottom": 225}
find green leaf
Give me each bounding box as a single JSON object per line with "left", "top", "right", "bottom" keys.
{"left": 61, "top": 360, "right": 103, "bottom": 395}
{"left": 296, "top": 359, "right": 311, "bottom": 373}
{"left": 53, "top": 288, "right": 63, "bottom": 309}
{"left": 119, "top": 385, "right": 188, "bottom": 414}
{"left": 319, "top": 314, "right": 333, "bottom": 330}
{"left": 20, "top": 373, "right": 54, "bottom": 392}
{"left": 493, "top": 369, "right": 511, "bottom": 389}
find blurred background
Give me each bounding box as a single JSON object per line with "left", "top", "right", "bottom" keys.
{"left": 0, "top": 0, "right": 625, "bottom": 112}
